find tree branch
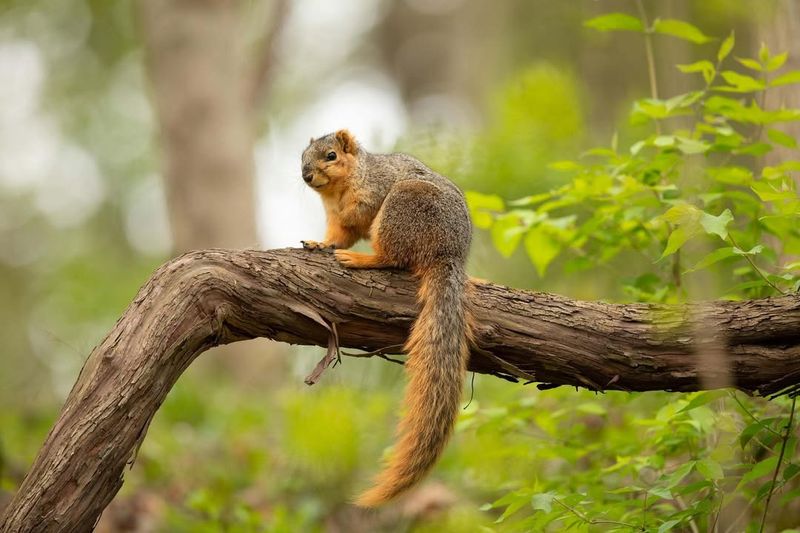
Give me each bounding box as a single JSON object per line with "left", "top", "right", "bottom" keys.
{"left": 2, "top": 248, "right": 799, "bottom": 532}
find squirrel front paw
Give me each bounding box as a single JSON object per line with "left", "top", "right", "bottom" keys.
{"left": 301, "top": 240, "right": 333, "bottom": 251}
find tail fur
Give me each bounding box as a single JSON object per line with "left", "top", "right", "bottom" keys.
{"left": 355, "top": 261, "right": 470, "bottom": 507}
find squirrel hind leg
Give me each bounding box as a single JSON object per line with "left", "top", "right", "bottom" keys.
{"left": 374, "top": 179, "right": 467, "bottom": 270}
{"left": 334, "top": 250, "right": 395, "bottom": 269}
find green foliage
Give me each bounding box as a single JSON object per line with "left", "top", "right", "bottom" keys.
{"left": 465, "top": 7, "right": 800, "bottom": 532}
{"left": 472, "top": 390, "right": 799, "bottom": 532}
{"left": 471, "top": 15, "right": 800, "bottom": 300}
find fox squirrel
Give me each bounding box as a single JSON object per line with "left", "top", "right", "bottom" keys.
{"left": 300, "top": 129, "right": 473, "bottom": 506}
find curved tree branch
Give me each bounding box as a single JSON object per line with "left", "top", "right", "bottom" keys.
{"left": 2, "top": 248, "right": 799, "bottom": 532}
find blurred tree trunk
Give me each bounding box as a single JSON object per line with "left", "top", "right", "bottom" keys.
{"left": 139, "top": 0, "right": 286, "bottom": 252}
{"left": 760, "top": 0, "right": 799, "bottom": 276}
{"left": 375, "top": 2, "right": 507, "bottom": 127}
{"left": 761, "top": 0, "right": 800, "bottom": 171}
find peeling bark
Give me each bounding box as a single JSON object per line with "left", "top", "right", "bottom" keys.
{"left": 2, "top": 248, "right": 799, "bottom": 532}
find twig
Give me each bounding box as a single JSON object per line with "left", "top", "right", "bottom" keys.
{"left": 710, "top": 490, "right": 724, "bottom": 533}
{"left": 375, "top": 354, "right": 405, "bottom": 366}
{"left": 759, "top": 395, "right": 797, "bottom": 533}
{"left": 341, "top": 344, "right": 406, "bottom": 366}
{"left": 341, "top": 344, "right": 404, "bottom": 358}
{"left": 463, "top": 372, "right": 476, "bottom": 410}
{"left": 641, "top": 490, "right": 648, "bottom": 531}
{"left": 635, "top": 0, "right": 661, "bottom": 135}
{"left": 473, "top": 346, "right": 536, "bottom": 383}
{"left": 304, "top": 322, "right": 341, "bottom": 385}
{"left": 768, "top": 383, "right": 800, "bottom": 400}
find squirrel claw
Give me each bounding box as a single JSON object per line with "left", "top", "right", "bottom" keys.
{"left": 302, "top": 240, "right": 331, "bottom": 251}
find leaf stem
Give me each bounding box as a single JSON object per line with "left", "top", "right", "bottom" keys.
{"left": 553, "top": 497, "right": 639, "bottom": 530}
{"left": 729, "top": 391, "right": 782, "bottom": 438}
{"left": 727, "top": 234, "right": 786, "bottom": 295}
{"left": 759, "top": 395, "right": 796, "bottom": 533}
{"left": 635, "top": 0, "right": 659, "bottom": 101}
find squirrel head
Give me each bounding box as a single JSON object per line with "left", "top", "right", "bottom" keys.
{"left": 301, "top": 129, "right": 360, "bottom": 193}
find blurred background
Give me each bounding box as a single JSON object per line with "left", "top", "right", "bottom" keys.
{"left": 0, "top": 0, "right": 797, "bottom": 531}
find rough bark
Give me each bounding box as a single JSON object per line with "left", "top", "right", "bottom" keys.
{"left": 2, "top": 248, "right": 800, "bottom": 532}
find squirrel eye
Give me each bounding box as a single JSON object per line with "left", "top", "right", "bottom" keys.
{"left": 326, "top": 151, "right": 337, "bottom": 161}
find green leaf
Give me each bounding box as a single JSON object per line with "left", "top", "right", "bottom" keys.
{"left": 770, "top": 70, "right": 800, "bottom": 87}
{"left": 752, "top": 181, "right": 797, "bottom": 202}
{"left": 648, "top": 487, "right": 673, "bottom": 500}
{"left": 720, "top": 70, "right": 766, "bottom": 92}
{"left": 654, "top": 135, "right": 676, "bottom": 147}
{"left": 707, "top": 166, "right": 753, "bottom": 185}
{"left": 759, "top": 42, "right": 771, "bottom": 64}
{"left": 677, "top": 60, "right": 715, "bottom": 81}
{"left": 659, "top": 519, "right": 683, "bottom": 533}
{"left": 466, "top": 191, "right": 504, "bottom": 229}
{"left": 766, "top": 51, "right": 788, "bottom": 72}
{"left": 530, "top": 492, "right": 556, "bottom": 513}
{"left": 677, "top": 136, "right": 710, "bottom": 154}
{"left": 718, "top": 31, "right": 734, "bottom": 61}
{"left": 652, "top": 18, "right": 713, "bottom": 44}
{"left": 767, "top": 129, "right": 798, "bottom": 149}
{"left": 729, "top": 279, "right": 770, "bottom": 293}
{"left": 679, "top": 390, "right": 728, "bottom": 412}
{"left": 740, "top": 420, "right": 769, "bottom": 448}
{"left": 508, "top": 192, "right": 551, "bottom": 207}
{"left": 661, "top": 203, "right": 701, "bottom": 225}
{"left": 705, "top": 94, "right": 800, "bottom": 122}
{"left": 735, "top": 57, "right": 763, "bottom": 72}
{"left": 466, "top": 191, "right": 504, "bottom": 212}
{"left": 524, "top": 225, "right": 561, "bottom": 277}
{"left": 736, "top": 142, "right": 773, "bottom": 156}
{"left": 784, "top": 463, "right": 800, "bottom": 482}
{"left": 632, "top": 98, "right": 670, "bottom": 119}
{"left": 785, "top": 261, "right": 800, "bottom": 271}
{"left": 663, "top": 461, "right": 695, "bottom": 488}
{"left": 630, "top": 140, "right": 646, "bottom": 155}
{"left": 584, "top": 13, "right": 644, "bottom": 32}
{"left": 741, "top": 456, "right": 779, "bottom": 485}
{"left": 733, "top": 244, "right": 764, "bottom": 256}
{"left": 699, "top": 209, "right": 734, "bottom": 240}
{"left": 696, "top": 458, "right": 725, "bottom": 480}
{"left": 492, "top": 491, "right": 531, "bottom": 522}
{"left": 491, "top": 212, "right": 527, "bottom": 258}
{"left": 660, "top": 226, "right": 694, "bottom": 259}
{"left": 685, "top": 247, "right": 736, "bottom": 273}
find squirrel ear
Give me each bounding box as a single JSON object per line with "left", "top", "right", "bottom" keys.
{"left": 309, "top": 136, "right": 314, "bottom": 145}
{"left": 335, "top": 129, "right": 357, "bottom": 154}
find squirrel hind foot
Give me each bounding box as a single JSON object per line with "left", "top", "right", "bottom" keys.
{"left": 334, "top": 250, "right": 394, "bottom": 269}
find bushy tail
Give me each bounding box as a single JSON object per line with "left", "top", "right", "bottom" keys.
{"left": 355, "top": 261, "right": 471, "bottom": 507}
